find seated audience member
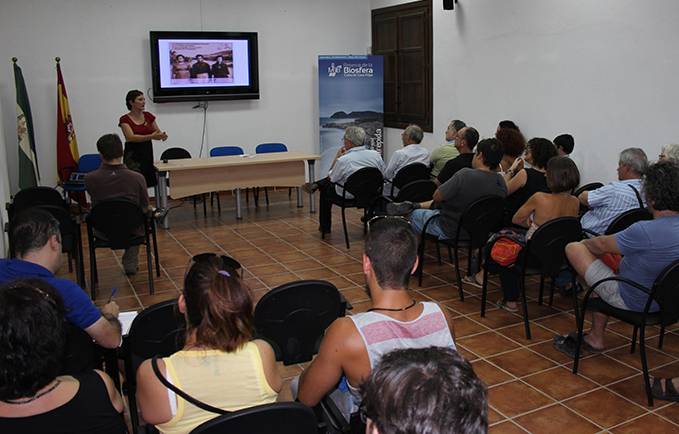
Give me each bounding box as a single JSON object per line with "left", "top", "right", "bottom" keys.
{"left": 554, "top": 133, "right": 575, "bottom": 156}
{"left": 659, "top": 144, "right": 679, "bottom": 162}
{"left": 436, "top": 126, "right": 479, "bottom": 185}
{"left": 0, "top": 209, "right": 121, "bottom": 349}
{"left": 495, "top": 127, "right": 526, "bottom": 174}
{"left": 470, "top": 157, "right": 580, "bottom": 311}
{"left": 496, "top": 119, "right": 520, "bottom": 134}
{"left": 136, "top": 253, "right": 281, "bottom": 434}
{"left": 384, "top": 124, "right": 429, "bottom": 181}
{"left": 86, "top": 133, "right": 150, "bottom": 276}
{"left": 296, "top": 218, "right": 456, "bottom": 422}
{"left": 360, "top": 347, "right": 487, "bottom": 434}
{"left": 429, "top": 119, "right": 466, "bottom": 179}
{"left": 502, "top": 137, "right": 557, "bottom": 225}
{"left": 556, "top": 160, "right": 679, "bottom": 356}
{"left": 0, "top": 280, "right": 126, "bottom": 434}
{"left": 390, "top": 138, "right": 507, "bottom": 241}
{"left": 302, "top": 126, "right": 384, "bottom": 234}
{"left": 579, "top": 148, "right": 648, "bottom": 235}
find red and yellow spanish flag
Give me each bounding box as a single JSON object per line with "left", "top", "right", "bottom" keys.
{"left": 56, "top": 59, "right": 80, "bottom": 184}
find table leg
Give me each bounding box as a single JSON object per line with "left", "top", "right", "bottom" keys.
{"left": 157, "top": 171, "right": 169, "bottom": 229}
{"left": 308, "top": 160, "right": 316, "bottom": 213}
{"left": 296, "top": 187, "right": 303, "bottom": 208}
{"left": 235, "top": 188, "right": 243, "bottom": 219}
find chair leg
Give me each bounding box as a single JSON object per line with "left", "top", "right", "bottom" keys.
{"left": 435, "top": 241, "right": 442, "bottom": 265}
{"left": 265, "top": 187, "right": 270, "bottom": 206}
{"left": 453, "top": 242, "right": 464, "bottom": 301}
{"left": 659, "top": 324, "right": 666, "bottom": 349}
{"left": 216, "top": 193, "right": 221, "bottom": 213}
{"left": 639, "top": 326, "right": 654, "bottom": 406}
{"left": 341, "top": 206, "right": 350, "bottom": 249}
{"left": 89, "top": 246, "right": 97, "bottom": 300}
{"left": 573, "top": 301, "right": 588, "bottom": 373}
{"left": 481, "top": 260, "right": 490, "bottom": 317}
{"left": 151, "top": 224, "right": 160, "bottom": 277}
{"left": 417, "top": 235, "right": 426, "bottom": 286}
{"left": 145, "top": 241, "right": 154, "bottom": 295}
{"left": 254, "top": 187, "right": 260, "bottom": 207}
{"left": 466, "top": 245, "right": 473, "bottom": 277}
{"left": 571, "top": 272, "right": 580, "bottom": 326}
{"left": 538, "top": 275, "right": 545, "bottom": 305}
{"left": 631, "top": 325, "right": 638, "bottom": 354}
{"left": 548, "top": 278, "right": 556, "bottom": 306}
{"left": 447, "top": 245, "right": 453, "bottom": 264}
{"left": 203, "top": 194, "right": 207, "bottom": 217}
{"left": 521, "top": 274, "right": 531, "bottom": 339}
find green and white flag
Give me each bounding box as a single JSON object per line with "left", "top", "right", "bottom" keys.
{"left": 13, "top": 60, "right": 40, "bottom": 189}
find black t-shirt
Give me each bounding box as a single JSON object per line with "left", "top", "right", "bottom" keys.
{"left": 437, "top": 153, "right": 474, "bottom": 185}
{"left": 0, "top": 370, "right": 126, "bottom": 434}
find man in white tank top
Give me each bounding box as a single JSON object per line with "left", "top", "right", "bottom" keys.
{"left": 296, "top": 217, "right": 457, "bottom": 421}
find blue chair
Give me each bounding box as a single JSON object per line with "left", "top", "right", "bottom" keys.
{"left": 255, "top": 143, "right": 291, "bottom": 205}
{"left": 62, "top": 153, "right": 102, "bottom": 194}
{"left": 209, "top": 146, "right": 245, "bottom": 211}
{"left": 210, "top": 146, "right": 244, "bottom": 157}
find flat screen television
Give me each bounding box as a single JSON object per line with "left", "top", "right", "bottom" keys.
{"left": 149, "top": 31, "right": 259, "bottom": 103}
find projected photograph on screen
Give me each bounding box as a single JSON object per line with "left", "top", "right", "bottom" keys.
{"left": 150, "top": 31, "right": 259, "bottom": 103}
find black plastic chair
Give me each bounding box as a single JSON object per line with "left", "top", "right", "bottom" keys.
{"left": 323, "top": 167, "right": 384, "bottom": 249}
{"left": 85, "top": 199, "right": 160, "bottom": 299}
{"left": 160, "top": 147, "right": 214, "bottom": 217}
{"left": 388, "top": 162, "right": 430, "bottom": 198}
{"left": 418, "top": 195, "right": 505, "bottom": 302}
{"left": 604, "top": 208, "right": 653, "bottom": 235}
{"left": 6, "top": 187, "right": 86, "bottom": 287}
{"left": 481, "top": 217, "right": 583, "bottom": 339}
{"left": 189, "top": 402, "right": 317, "bottom": 434}
{"left": 123, "top": 299, "right": 186, "bottom": 434}
{"left": 573, "top": 260, "right": 679, "bottom": 406}
{"left": 393, "top": 179, "right": 437, "bottom": 203}
{"left": 573, "top": 182, "right": 604, "bottom": 197}
{"left": 254, "top": 280, "right": 345, "bottom": 365}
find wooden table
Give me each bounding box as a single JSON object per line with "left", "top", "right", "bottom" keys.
{"left": 155, "top": 152, "right": 320, "bottom": 227}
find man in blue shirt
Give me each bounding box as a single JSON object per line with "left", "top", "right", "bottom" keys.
{"left": 561, "top": 160, "right": 679, "bottom": 353}
{"left": 0, "top": 209, "right": 122, "bottom": 349}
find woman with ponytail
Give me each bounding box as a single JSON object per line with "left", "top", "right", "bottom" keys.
{"left": 136, "top": 254, "right": 281, "bottom": 434}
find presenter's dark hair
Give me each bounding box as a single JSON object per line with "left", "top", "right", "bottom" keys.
{"left": 10, "top": 209, "right": 61, "bottom": 257}
{"left": 0, "top": 279, "right": 66, "bottom": 400}
{"left": 183, "top": 254, "right": 254, "bottom": 352}
{"left": 125, "top": 89, "right": 144, "bottom": 110}
{"left": 553, "top": 134, "right": 575, "bottom": 154}
{"left": 546, "top": 156, "right": 580, "bottom": 193}
{"left": 361, "top": 347, "right": 488, "bottom": 434}
{"left": 97, "top": 133, "right": 124, "bottom": 161}
{"left": 476, "top": 138, "right": 504, "bottom": 170}
{"left": 644, "top": 160, "right": 679, "bottom": 212}
{"left": 365, "top": 217, "right": 417, "bottom": 289}
{"left": 527, "top": 137, "right": 558, "bottom": 169}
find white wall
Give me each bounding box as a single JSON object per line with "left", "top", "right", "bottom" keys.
{"left": 372, "top": 0, "right": 679, "bottom": 183}
{"left": 0, "top": 0, "right": 371, "bottom": 193}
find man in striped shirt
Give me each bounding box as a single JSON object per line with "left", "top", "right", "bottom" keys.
{"left": 296, "top": 217, "right": 456, "bottom": 423}
{"left": 579, "top": 148, "right": 648, "bottom": 235}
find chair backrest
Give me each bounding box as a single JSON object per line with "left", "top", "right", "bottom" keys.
{"left": 572, "top": 182, "right": 604, "bottom": 197}
{"left": 604, "top": 208, "right": 653, "bottom": 235}
{"left": 10, "top": 186, "right": 68, "bottom": 217}
{"left": 395, "top": 179, "right": 437, "bottom": 203}
{"left": 255, "top": 143, "right": 288, "bottom": 154}
{"left": 525, "top": 217, "right": 582, "bottom": 276}
{"left": 86, "top": 199, "right": 147, "bottom": 249}
{"left": 37, "top": 204, "right": 79, "bottom": 251}
{"left": 254, "top": 280, "right": 343, "bottom": 365}
{"left": 78, "top": 154, "right": 102, "bottom": 173}
{"left": 457, "top": 195, "right": 505, "bottom": 248}
{"left": 161, "top": 147, "right": 192, "bottom": 160}
{"left": 127, "top": 299, "right": 186, "bottom": 376}
{"left": 210, "top": 146, "right": 245, "bottom": 157}
{"left": 189, "top": 402, "right": 317, "bottom": 434}
{"left": 343, "top": 167, "right": 384, "bottom": 208}
{"left": 392, "top": 162, "right": 430, "bottom": 188}
{"left": 650, "top": 260, "right": 679, "bottom": 326}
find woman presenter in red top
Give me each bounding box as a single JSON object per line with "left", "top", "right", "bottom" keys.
{"left": 118, "top": 90, "right": 168, "bottom": 188}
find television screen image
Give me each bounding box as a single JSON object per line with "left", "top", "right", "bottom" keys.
{"left": 150, "top": 31, "right": 259, "bottom": 103}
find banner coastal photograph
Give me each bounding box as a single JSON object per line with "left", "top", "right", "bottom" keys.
{"left": 318, "top": 55, "right": 383, "bottom": 178}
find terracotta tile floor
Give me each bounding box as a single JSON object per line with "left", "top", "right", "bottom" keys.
{"left": 56, "top": 191, "right": 679, "bottom": 433}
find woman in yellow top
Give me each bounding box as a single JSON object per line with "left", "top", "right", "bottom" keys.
{"left": 136, "top": 254, "right": 281, "bottom": 434}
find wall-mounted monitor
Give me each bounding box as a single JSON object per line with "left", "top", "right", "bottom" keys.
{"left": 150, "top": 31, "right": 259, "bottom": 103}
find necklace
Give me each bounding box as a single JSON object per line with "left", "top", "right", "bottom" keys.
{"left": 368, "top": 299, "right": 418, "bottom": 312}
{"left": 1, "top": 380, "right": 61, "bottom": 405}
